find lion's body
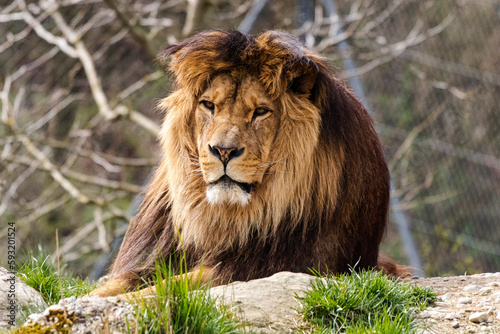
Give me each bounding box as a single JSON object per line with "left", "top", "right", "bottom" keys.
{"left": 97, "top": 30, "right": 397, "bottom": 294}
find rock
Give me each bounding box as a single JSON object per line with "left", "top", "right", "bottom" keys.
{"left": 487, "top": 282, "right": 499, "bottom": 287}
{"left": 418, "top": 309, "right": 443, "bottom": 319}
{"left": 440, "top": 292, "right": 455, "bottom": 301}
{"left": 464, "top": 285, "right": 483, "bottom": 292}
{"left": 20, "top": 295, "right": 135, "bottom": 334}
{"left": 415, "top": 330, "right": 431, "bottom": 334}
{"left": 469, "top": 311, "right": 488, "bottom": 323}
{"left": 47, "top": 304, "right": 64, "bottom": 312}
{"left": 450, "top": 321, "right": 460, "bottom": 328}
{"left": 209, "top": 271, "right": 316, "bottom": 333}
{"left": 459, "top": 297, "right": 473, "bottom": 304}
{"left": 479, "top": 287, "right": 493, "bottom": 295}
{"left": 0, "top": 266, "right": 47, "bottom": 328}
{"left": 445, "top": 312, "right": 460, "bottom": 320}
{"left": 65, "top": 296, "right": 77, "bottom": 303}
{"left": 417, "top": 310, "right": 433, "bottom": 319}
{"left": 74, "top": 305, "right": 83, "bottom": 315}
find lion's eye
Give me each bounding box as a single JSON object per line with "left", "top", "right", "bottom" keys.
{"left": 201, "top": 100, "right": 215, "bottom": 114}
{"left": 252, "top": 107, "right": 271, "bottom": 121}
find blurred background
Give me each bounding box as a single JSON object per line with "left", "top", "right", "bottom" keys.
{"left": 1, "top": 0, "right": 499, "bottom": 279}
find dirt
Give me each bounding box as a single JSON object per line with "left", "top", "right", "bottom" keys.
{"left": 410, "top": 272, "right": 500, "bottom": 333}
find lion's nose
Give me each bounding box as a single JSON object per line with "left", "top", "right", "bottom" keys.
{"left": 208, "top": 145, "right": 244, "bottom": 166}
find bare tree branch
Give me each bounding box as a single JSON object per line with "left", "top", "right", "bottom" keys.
{"left": 18, "top": 134, "right": 90, "bottom": 203}
{"left": 341, "top": 9, "right": 456, "bottom": 78}
{"left": 25, "top": 93, "right": 85, "bottom": 135}
{"left": 0, "top": 194, "right": 72, "bottom": 239}
{"left": 5, "top": 155, "right": 144, "bottom": 193}
{"left": 409, "top": 66, "right": 471, "bottom": 100}
{"left": 102, "top": 0, "right": 158, "bottom": 60}
{"left": 182, "top": 0, "right": 204, "bottom": 37}
{"left": 95, "top": 208, "right": 110, "bottom": 252}
{"left": 389, "top": 102, "right": 448, "bottom": 171}
{"left": 0, "top": 148, "right": 43, "bottom": 217}
{"left": 13, "top": 2, "right": 78, "bottom": 57}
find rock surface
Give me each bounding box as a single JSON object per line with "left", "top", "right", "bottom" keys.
{"left": 22, "top": 295, "right": 135, "bottom": 334}
{"left": 210, "top": 271, "right": 316, "bottom": 333}
{"left": 0, "top": 266, "right": 47, "bottom": 328}
{"left": 413, "top": 272, "right": 500, "bottom": 334}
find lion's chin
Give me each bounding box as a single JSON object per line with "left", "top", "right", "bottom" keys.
{"left": 206, "top": 175, "right": 253, "bottom": 206}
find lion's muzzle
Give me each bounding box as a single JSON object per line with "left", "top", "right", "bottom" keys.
{"left": 211, "top": 175, "right": 255, "bottom": 193}
{"left": 206, "top": 175, "right": 254, "bottom": 206}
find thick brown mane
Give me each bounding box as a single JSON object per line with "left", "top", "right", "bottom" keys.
{"left": 106, "top": 30, "right": 399, "bottom": 290}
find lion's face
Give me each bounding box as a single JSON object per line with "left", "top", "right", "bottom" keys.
{"left": 195, "top": 74, "right": 279, "bottom": 206}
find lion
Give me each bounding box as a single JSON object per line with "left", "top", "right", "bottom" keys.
{"left": 91, "top": 29, "right": 403, "bottom": 298}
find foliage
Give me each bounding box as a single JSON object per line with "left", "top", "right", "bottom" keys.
{"left": 301, "top": 270, "right": 437, "bottom": 333}
{"left": 133, "top": 258, "right": 242, "bottom": 334}
{"left": 17, "top": 252, "right": 97, "bottom": 305}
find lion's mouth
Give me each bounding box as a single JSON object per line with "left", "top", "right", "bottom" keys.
{"left": 211, "top": 175, "right": 255, "bottom": 194}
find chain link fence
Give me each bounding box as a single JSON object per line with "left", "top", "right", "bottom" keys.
{"left": 356, "top": 0, "right": 500, "bottom": 276}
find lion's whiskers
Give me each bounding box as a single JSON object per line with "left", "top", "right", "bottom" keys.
{"left": 190, "top": 168, "right": 203, "bottom": 174}
{"left": 189, "top": 155, "right": 202, "bottom": 170}
{"left": 256, "top": 155, "right": 288, "bottom": 170}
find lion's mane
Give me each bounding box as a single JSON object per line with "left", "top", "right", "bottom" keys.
{"left": 109, "top": 30, "right": 394, "bottom": 286}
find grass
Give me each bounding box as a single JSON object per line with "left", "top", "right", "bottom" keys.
{"left": 17, "top": 253, "right": 97, "bottom": 305}
{"left": 6, "top": 252, "right": 97, "bottom": 329}
{"left": 133, "top": 258, "right": 242, "bottom": 333}
{"left": 300, "top": 269, "right": 437, "bottom": 334}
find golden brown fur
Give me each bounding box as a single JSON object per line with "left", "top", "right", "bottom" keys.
{"left": 91, "top": 30, "right": 404, "bottom": 297}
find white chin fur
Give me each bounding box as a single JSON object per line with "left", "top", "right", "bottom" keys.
{"left": 206, "top": 184, "right": 250, "bottom": 206}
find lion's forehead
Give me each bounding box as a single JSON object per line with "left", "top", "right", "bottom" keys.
{"left": 203, "top": 74, "right": 275, "bottom": 114}
{"left": 203, "top": 75, "right": 237, "bottom": 103}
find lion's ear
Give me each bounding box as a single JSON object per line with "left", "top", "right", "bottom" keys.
{"left": 287, "top": 58, "right": 319, "bottom": 99}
